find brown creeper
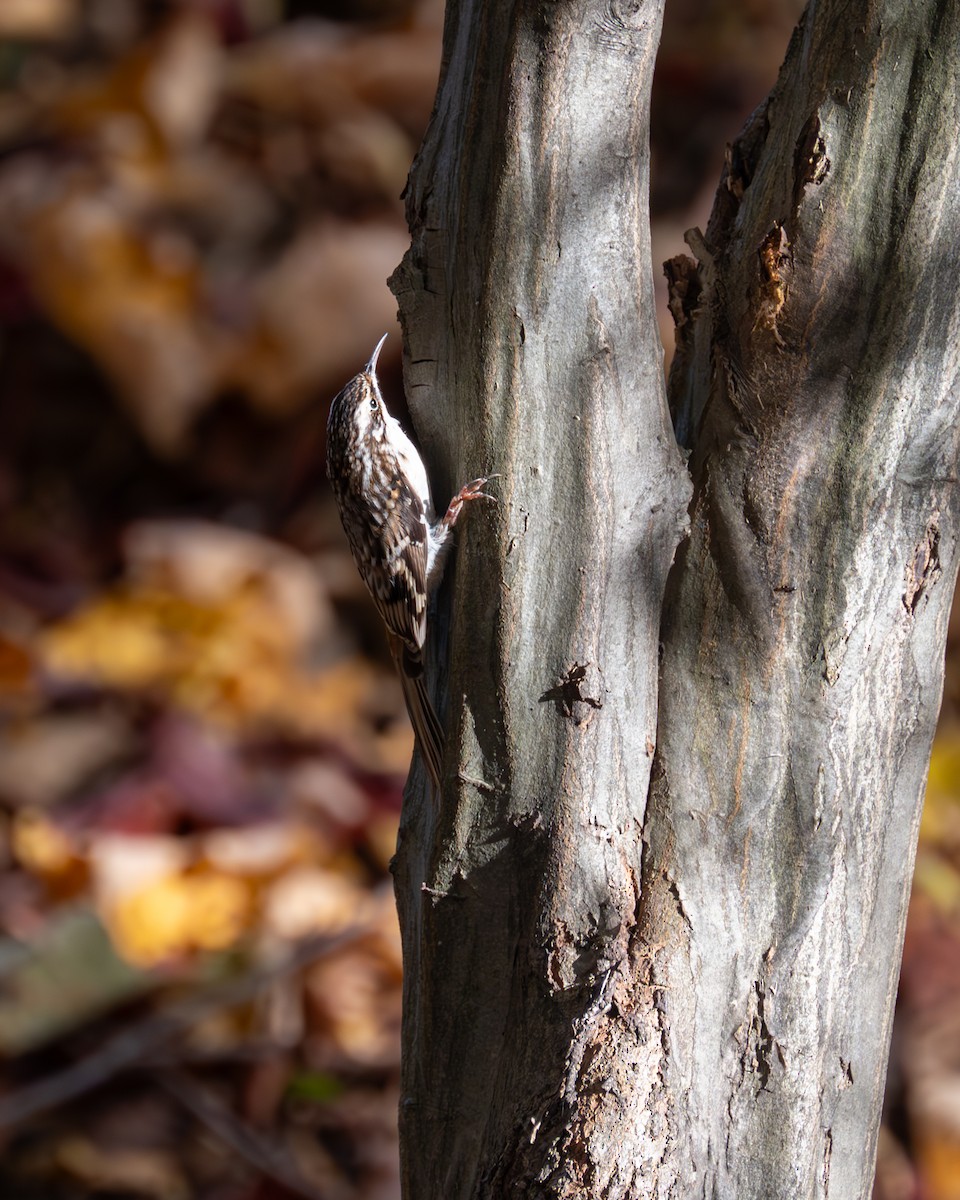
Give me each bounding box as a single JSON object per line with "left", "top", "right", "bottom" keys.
{"left": 326, "top": 334, "right": 488, "bottom": 788}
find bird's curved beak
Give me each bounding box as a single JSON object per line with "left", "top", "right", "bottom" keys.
{"left": 365, "top": 332, "right": 389, "bottom": 375}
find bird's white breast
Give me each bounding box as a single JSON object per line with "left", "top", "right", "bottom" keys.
{"left": 386, "top": 413, "right": 433, "bottom": 518}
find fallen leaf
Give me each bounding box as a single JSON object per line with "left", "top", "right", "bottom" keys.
{"left": 55, "top": 1135, "right": 189, "bottom": 1200}
{"left": 288, "top": 759, "right": 371, "bottom": 829}
{"left": 0, "top": 632, "right": 35, "bottom": 701}
{"left": 107, "top": 869, "right": 253, "bottom": 966}
{"left": 11, "top": 810, "right": 87, "bottom": 897}
{"left": 923, "top": 732, "right": 960, "bottom": 851}
{"left": 305, "top": 945, "right": 399, "bottom": 1066}
{"left": 0, "top": 907, "right": 151, "bottom": 1054}
{"left": 913, "top": 1112, "right": 960, "bottom": 1200}
{"left": 0, "top": 0, "right": 76, "bottom": 39}
{"left": 203, "top": 822, "right": 319, "bottom": 878}
{"left": 89, "top": 833, "right": 190, "bottom": 911}
{"left": 9, "top": 179, "right": 229, "bottom": 452}
{"left": 52, "top": 10, "right": 222, "bottom": 160}
{"left": 124, "top": 519, "right": 331, "bottom": 647}
{"left": 227, "top": 220, "right": 408, "bottom": 416}
{"left": 262, "top": 866, "right": 368, "bottom": 942}
{"left": 0, "top": 709, "right": 132, "bottom": 808}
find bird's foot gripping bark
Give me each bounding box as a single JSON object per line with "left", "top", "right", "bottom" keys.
{"left": 442, "top": 477, "right": 496, "bottom": 528}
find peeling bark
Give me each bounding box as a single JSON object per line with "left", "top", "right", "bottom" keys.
{"left": 390, "top": 0, "right": 960, "bottom": 1196}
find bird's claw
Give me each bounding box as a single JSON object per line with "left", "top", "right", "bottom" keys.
{"left": 443, "top": 477, "right": 497, "bottom": 527}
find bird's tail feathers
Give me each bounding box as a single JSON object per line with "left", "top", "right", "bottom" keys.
{"left": 387, "top": 634, "right": 444, "bottom": 789}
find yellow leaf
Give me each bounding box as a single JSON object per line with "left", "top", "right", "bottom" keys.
{"left": 914, "top": 1128, "right": 960, "bottom": 1200}
{"left": 12, "top": 811, "right": 78, "bottom": 878}
{"left": 912, "top": 851, "right": 960, "bottom": 914}
{"left": 41, "top": 577, "right": 406, "bottom": 757}
{"left": 923, "top": 733, "right": 960, "bottom": 848}
{"left": 188, "top": 874, "right": 253, "bottom": 952}
{"left": 107, "top": 870, "right": 252, "bottom": 967}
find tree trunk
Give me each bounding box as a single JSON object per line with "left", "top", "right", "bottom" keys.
{"left": 646, "top": 2, "right": 960, "bottom": 1195}
{"left": 390, "top": 0, "right": 960, "bottom": 1196}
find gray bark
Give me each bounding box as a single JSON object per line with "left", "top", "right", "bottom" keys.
{"left": 390, "top": 0, "right": 960, "bottom": 1197}
{"left": 647, "top": 2, "right": 960, "bottom": 1196}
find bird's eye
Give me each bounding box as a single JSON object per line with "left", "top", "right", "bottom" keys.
{"left": 369, "top": 396, "right": 377, "bottom": 411}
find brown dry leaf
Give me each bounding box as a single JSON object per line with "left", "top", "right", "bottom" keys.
{"left": 0, "top": 710, "right": 132, "bottom": 808}
{"left": 38, "top": 519, "right": 359, "bottom": 737}
{"left": 202, "top": 821, "right": 324, "bottom": 879}
{"left": 262, "top": 866, "right": 370, "bottom": 942}
{"left": 368, "top": 714, "right": 416, "bottom": 778}
{"left": 124, "top": 519, "right": 331, "bottom": 647}
{"left": 874, "top": 1125, "right": 918, "bottom": 1200}
{"left": 42, "top": 579, "right": 404, "bottom": 755}
{"left": 54, "top": 1136, "right": 189, "bottom": 1200}
{"left": 11, "top": 810, "right": 88, "bottom": 897}
{"left": 317, "top": 110, "right": 414, "bottom": 200}
{"left": 0, "top": 16, "right": 229, "bottom": 452}
{"left": 0, "top": 631, "right": 36, "bottom": 703}
{"left": 228, "top": 219, "right": 409, "bottom": 416}
{"left": 284, "top": 657, "right": 414, "bottom": 772}
{"left": 91, "top": 830, "right": 257, "bottom": 967}
{"left": 14, "top": 184, "right": 229, "bottom": 452}
{"left": 332, "top": 25, "right": 442, "bottom": 135}
{"left": 0, "top": 10, "right": 427, "bottom": 449}
{"left": 898, "top": 924, "right": 960, "bottom": 1200}
{"left": 288, "top": 758, "right": 372, "bottom": 828}
{"left": 51, "top": 10, "right": 222, "bottom": 161}
{"left": 364, "top": 812, "right": 401, "bottom": 872}
{"left": 41, "top": 585, "right": 288, "bottom": 726}
{"left": 305, "top": 945, "right": 400, "bottom": 1066}
{"left": 369, "top": 887, "right": 402, "bottom": 970}
{"left": 303, "top": 891, "right": 401, "bottom": 1064}
{"left": 223, "top": 21, "right": 418, "bottom": 202}
{"left": 0, "top": 0, "right": 76, "bottom": 39}
{"left": 913, "top": 854, "right": 960, "bottom": 916}
{"left": 89, "top": 833, "right": 191, "bottom": 911}
{"left": 41, "top": 587, "right": 221, "bottom": 692}
{"left": 11, "top": 810, "right": 75, "bottom": 875}
{"left": 222, "top": 19, "right": 356, "bottom": 113}
{"left": 223, "top": 15, "right": 441, "bottom": 140}
{"left": 915, "top": 733, "right": 960, "bottom": 915}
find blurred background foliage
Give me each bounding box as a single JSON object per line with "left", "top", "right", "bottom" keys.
{"left": 0, "top": 2, "right": 953, "bottom": 1198}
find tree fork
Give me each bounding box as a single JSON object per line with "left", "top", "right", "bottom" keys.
{"left": 390, "top": 0, "right": 960, "bottom": 1197}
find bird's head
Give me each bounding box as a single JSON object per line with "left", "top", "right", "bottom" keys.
{"left": 327, "top": 333, "right": 389, "bottom": 448}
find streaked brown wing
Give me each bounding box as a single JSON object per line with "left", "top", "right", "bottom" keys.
{"left": 347, "top": 470, "right": 428, "bottom": 654}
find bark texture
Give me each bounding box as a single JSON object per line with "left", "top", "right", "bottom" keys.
{"left": 389, "top": 0, "right": 689, "bottom": 1196}
{"left": 647, "top": 1, "right": 960, "bottom": 1197}
{"left": 391, "top": 0, "right": 960, "bottom": 1196}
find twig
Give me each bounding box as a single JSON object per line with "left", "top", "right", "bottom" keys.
{"left": 0, "top": 906, "right": 384, "bottom": 1133}
{"left": 158, "top": 1068, "right": 330, "bottom": 1200}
